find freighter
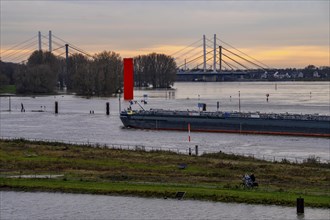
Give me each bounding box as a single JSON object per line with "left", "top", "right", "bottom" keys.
{"left": 120, "top": 108, "right": 330, "bottom": 137}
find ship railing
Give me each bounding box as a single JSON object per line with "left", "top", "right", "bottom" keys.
{"left": 0, "top": 136, "right": 328, "bottom": 164}
{"left": 139, "top": 109, "right": 330, "bottom": 121}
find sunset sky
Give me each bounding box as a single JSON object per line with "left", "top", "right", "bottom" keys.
{"left": 1, "top": 1, "right": 329, "bottom": 68}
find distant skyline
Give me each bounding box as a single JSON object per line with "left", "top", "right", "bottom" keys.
{"left": 1, "top": 0, "right": 329, "bottom": 68}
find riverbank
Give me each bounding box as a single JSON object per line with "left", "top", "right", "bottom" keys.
{"left": 0, "top": 139, "right": 329, "bottom": 208}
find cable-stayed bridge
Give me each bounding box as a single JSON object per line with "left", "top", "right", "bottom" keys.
{"left": 1, "top": 32, "right": 271, "bottom": 81}
{"left": 174, "top": 34, "right": 269, "bottom": 71}
{"left": 0, "top": 31, "right": 93, "bottom": 64}
{"left": 173, "top": 34, "right": 271, "bottom": 81}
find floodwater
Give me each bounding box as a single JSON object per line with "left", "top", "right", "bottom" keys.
{"left": 1, "top": 82, "right": 329, "bottom": 219}
{"left": 1, "top": 191, "right": 329, "bottom": 220}
{"left": 0, "top": 82, "right": 329, "bottom": 162}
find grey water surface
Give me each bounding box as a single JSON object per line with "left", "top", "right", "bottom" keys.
{"left": 1, "top": 82, "right": 329, "bottom": 161}
{"left": 1, "top": 191, "right": 329, "bottom": 220}
{"left": 1, "top": 82, "right": 329, "bottom": 220}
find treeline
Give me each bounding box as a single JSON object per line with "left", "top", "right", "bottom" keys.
{"left": 134, "top": 53, "right": 176, "bottom": 88}
{"left": 15, "top": 51, "right": 60, "bottom": 93}
{"left": 65, "top": 51, "right": 122, "bottom": 96}
{"left": 0, "top": 50, "right": 177, "bottom": 95}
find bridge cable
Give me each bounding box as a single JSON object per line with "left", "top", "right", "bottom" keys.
{"left": 222, "top": 53, "right": 250, "bottom": 70}
{"left": 1, "top": 34, "right": 37, "bottom": 55}
{"left": 174, "top": 43, "right": 202, "bottom": 60}
{"left": 193, "top": 55, "right": 215, "bottom": 70}
{"left": 179, "top": 49, "right": 205, "bottom": 66}
{"left": 180, "top": 46, "right": 215, "bottom": 68}
{"left": 209, "top": 37, "right": 266, "bottom": 70}
{"left": 222, "top": 47, "right": 266, "bottom": 70}
{"left": 222, "top": 60, "right": 234, "bottom": 70}
{"left": 52, "top": 34, "right": 92, "bottom": 57}
{"left": 170, "top": 38, "right": 202, "bottom": 57}
{"left": 8, "top": 50, "right": 34, "bottom": 63}
{"left": 52, "top": 46, "right": 65, "bottom": 52}
{"left": 177, "top": 49, "right": 214, "bottom": 68}
{"left": 217, "top": 37, "right": 270, "bottom": 69}
{"left": 68, "top": 45, "right": 94, "bottom": 58}
{"left": 222, "top": 59, "right": 238, "bottom": 70}
{"left": 2, "top": 40, "right": 37, "bottom": 59}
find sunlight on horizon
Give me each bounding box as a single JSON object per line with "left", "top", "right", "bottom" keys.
{"left": 1, "top": 44, "right": 328, "bottom": 69}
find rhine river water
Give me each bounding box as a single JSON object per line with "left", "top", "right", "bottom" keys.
{"left": 0, "top": 82, "right": 329, "bottom": 219}
{"left": 1, "top": 191, "right": 329, "bottom": 220}
{"left": 0, "top": 82, "right": 329, "bottom": 161}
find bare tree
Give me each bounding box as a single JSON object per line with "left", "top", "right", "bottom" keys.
{"left": 92, "top": 51, "right": 123, "bottom": 96}
{"left": 67, "top": 53, "right": 93, "bottom": 95}
{"left": 15, "top": 50, "right": 59, "bottom": 93}
{"left": 133, "top": 53, "right": 176, "bottom": 88}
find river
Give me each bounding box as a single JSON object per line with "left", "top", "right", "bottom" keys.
{"left": 0, "top": 82, "right": 329, "bottom": 219}
{"left": 0, "top": 82, "right": 329, "bottom": 162}
{"left": 1, "top": 191, "right": 329, "bottom": 220}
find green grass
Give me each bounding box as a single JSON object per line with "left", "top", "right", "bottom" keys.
{"left": 0, "top": 139, "right": 329, "bottom": 208}
{"left": 1, "top": 178, "right": 328, "bottom": 208}
{"left": 0, "top": 85, "right": 16, "bottom": 94}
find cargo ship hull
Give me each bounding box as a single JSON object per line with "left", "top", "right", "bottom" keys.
{"left": 120, "top": 111, "right": 330, "bottom": 137}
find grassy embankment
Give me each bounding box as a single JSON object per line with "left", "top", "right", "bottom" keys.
{"left": 0, "top": 139, "right": 329, "bottom": 208}
{"left": 0, "top": 85, "right": 16, "bottom": 94}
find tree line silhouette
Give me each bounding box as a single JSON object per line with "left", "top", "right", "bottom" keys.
{"left": 0, "top": 50, "right": 177, "bottom": 95}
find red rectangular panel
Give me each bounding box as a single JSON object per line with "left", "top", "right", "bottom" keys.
{"left": 124, "top": 58, "right": 134, "bottom": 100}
